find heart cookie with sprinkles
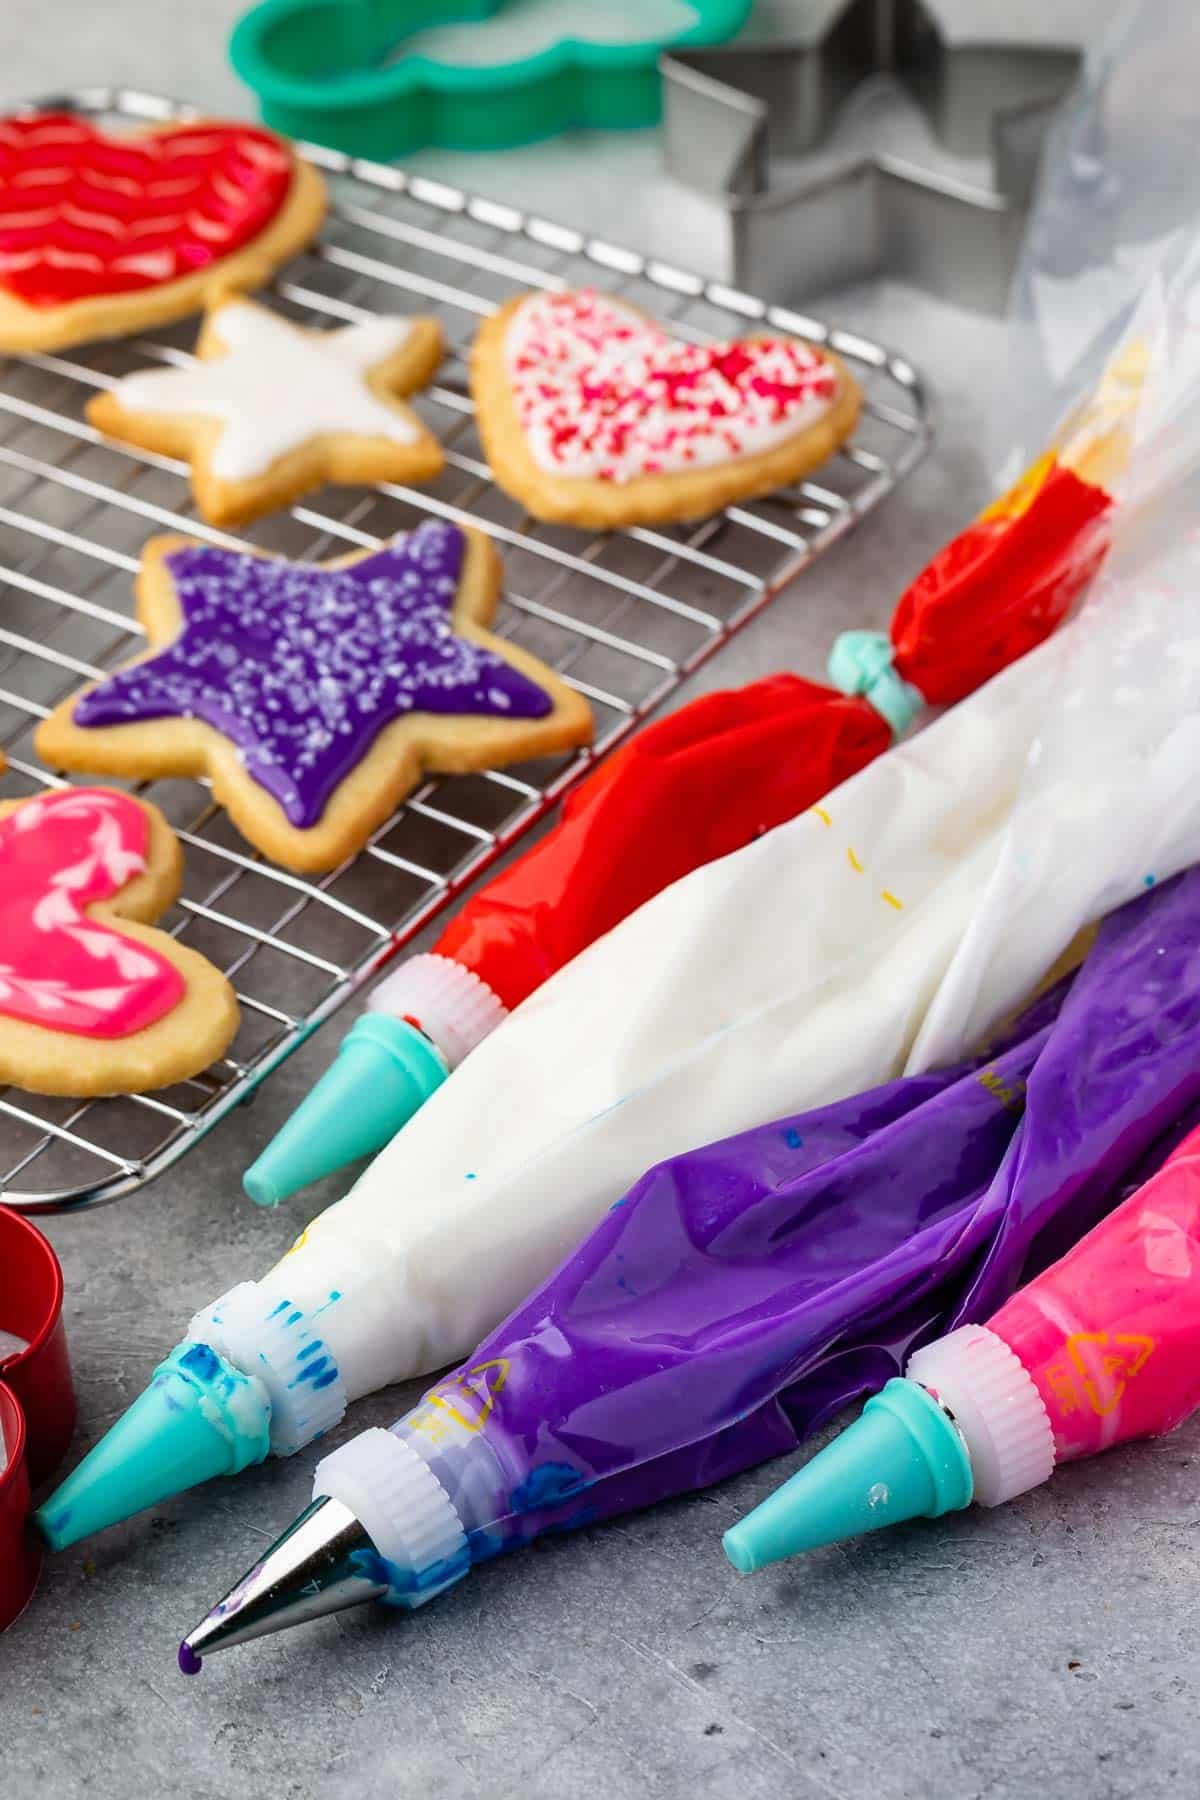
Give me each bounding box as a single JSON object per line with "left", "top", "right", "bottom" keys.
{"left": 0, "top": 762, "right": 238, "bottom": 1096}
{"left": 0, "top": 111, "right": 326, "bottom": 352}
{"left": 36, "top": 520, "right": 593, "bottom": 874}
{"left": 471, "top": 288, "right": 861, "bottom": 530}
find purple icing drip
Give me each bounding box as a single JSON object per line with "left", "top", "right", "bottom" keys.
{"left": 73, "top": 520, "right": 552, "bottom": 829}
{"left": 178, "top": 1641, "right": 203, "bottom": 1676}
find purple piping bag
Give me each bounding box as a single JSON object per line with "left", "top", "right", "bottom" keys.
{"left": 183, "top": 869, "right": 1200, "bottom": 1663}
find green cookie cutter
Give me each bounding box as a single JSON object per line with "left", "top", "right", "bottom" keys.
{"left": 231, "top": 0, "right": 753, "bottom": 160}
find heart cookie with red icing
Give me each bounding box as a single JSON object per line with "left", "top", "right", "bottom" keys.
{"left": 0, "top": 112, "right": 326, "bottom": 353}
{"left": 471, "top": 288, "right": 861, "bottom": 530}
{"left": 0, "top": 762, "right": 238, "bottom": 1096}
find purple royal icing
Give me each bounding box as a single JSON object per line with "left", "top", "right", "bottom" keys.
{"left": 73, "top": 520, "right": 552, "bottom": 829}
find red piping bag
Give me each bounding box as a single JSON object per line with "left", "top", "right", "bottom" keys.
{"left": 434, "top": 676, "right": 888, "bottom": 1010}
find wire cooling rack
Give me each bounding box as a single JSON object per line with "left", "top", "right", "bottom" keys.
{"left": 0, "top": 87, "right": 931, "bottom": 1214}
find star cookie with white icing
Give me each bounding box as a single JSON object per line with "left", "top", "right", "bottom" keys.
{"left": 87, "top": 296, "right": 446, "bottom": 527}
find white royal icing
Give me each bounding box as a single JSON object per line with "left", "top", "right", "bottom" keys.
{"left": 108, "top": 301, "right": 422, "bottom": 482}
{"left": 502, "top": 289, "right": 839, "bottom": 483}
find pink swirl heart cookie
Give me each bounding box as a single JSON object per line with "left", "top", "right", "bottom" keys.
{"left": 0, "top": 112, "right": 326, "bottom": 353}
{"left": 0, "top": 765, "right": 238, "bottom": 1096}
{"left": 471, "top": 288, "right": 861, "bottom": 530}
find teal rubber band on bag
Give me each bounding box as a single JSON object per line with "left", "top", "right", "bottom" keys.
{"left": 828, "top": 629, "right": 924, "bottom": 738}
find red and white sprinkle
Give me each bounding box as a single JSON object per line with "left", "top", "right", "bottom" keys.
{"left": 504, "top": 289, "right": 838, "bottom": 484}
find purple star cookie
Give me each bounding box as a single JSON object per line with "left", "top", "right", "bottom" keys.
{"left": 74, "top": 520, "right": 551, "bottom": 828}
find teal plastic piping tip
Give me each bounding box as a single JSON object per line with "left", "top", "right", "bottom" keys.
{"left": 243, "top": 1014, "right": 448, "bottom": 1207}
{"left": 722, "top": 1378, "right": 974, "bottom": 1573}
{"left": 33, "top": 1343, "right": 272, "bottom": 1551}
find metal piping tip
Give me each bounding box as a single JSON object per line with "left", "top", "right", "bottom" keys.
{"left": 179, "top": 1494, "right": 388, "bottom": 1671}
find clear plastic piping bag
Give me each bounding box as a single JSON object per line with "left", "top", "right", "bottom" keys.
{"left": 910, "top": 397, "right": 1200, "bottom": 1067}
{"left": 996, "top": 0, "right": 1200, "bottom": 483}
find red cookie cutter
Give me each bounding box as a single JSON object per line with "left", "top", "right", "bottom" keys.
{"left": 0, "top": 1206, "right": 75, "bottom": 1630}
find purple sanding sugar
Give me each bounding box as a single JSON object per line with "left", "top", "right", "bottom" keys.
{"left": 73, "top": 520, "right": 552, "bottom": 828}
{"left": 178, "top": 1641, "right": 202, "bottom": 1676}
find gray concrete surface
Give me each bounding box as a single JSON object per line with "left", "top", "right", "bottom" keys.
{"left": 6, "top": 5, "right": 1196, "bottom": 1800}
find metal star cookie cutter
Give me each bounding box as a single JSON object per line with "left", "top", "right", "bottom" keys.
{"left": 661, "top": 0, "right": 1081, "bottom": 310}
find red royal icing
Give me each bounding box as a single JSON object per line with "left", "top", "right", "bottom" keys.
{"left": 0, "top": 113, "right": 292, "bottom": 308}
{"left": 0, "top": 788, "right": 186, "bottom": 1038}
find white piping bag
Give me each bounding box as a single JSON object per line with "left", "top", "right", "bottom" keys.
{"left": 287, "top": 240, "right": 1200, "bottom": 1384}
{"left": 31, "top": 622, "right": 1065, "bottom": 1556}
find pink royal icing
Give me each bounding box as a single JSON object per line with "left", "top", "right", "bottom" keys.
{"left": 503, "top": 289, "right": 839, "bottom": 483}
{"left": 0, "top": 788, "right": 186, "bottom": 1038}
